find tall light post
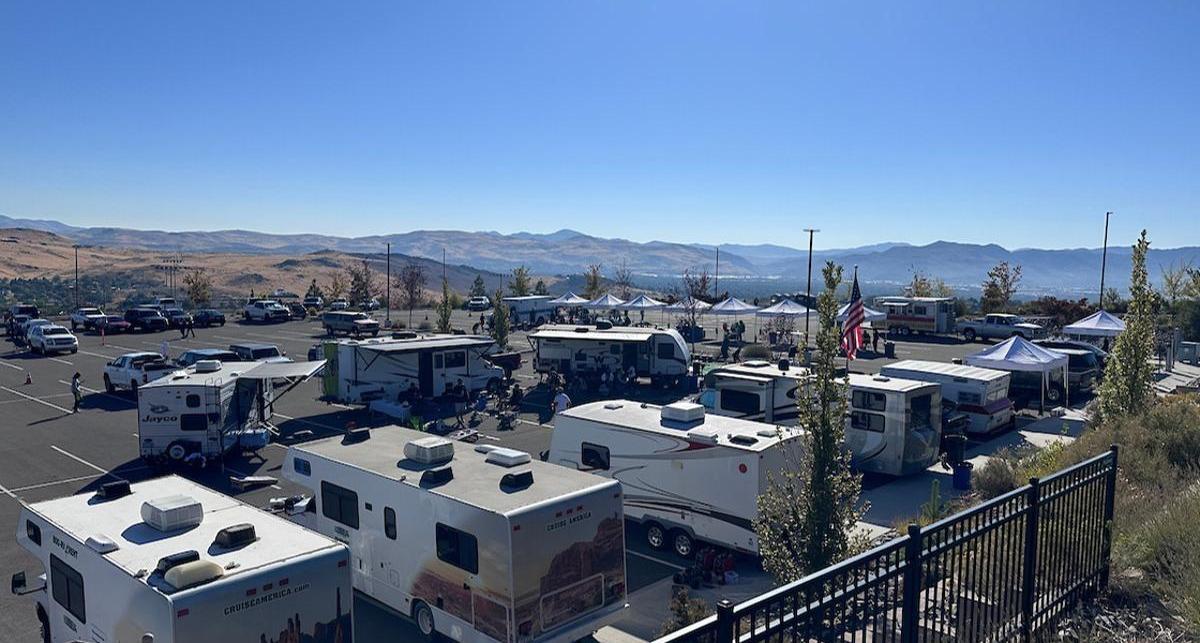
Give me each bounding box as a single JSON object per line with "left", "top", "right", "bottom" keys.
{"left": 1099, "top": 212, "right": 1111, "bottom": 310}
{"left": 385, "top": 242, "right": 391, "bottom": 326}
{"left": 803, "top": 228, "right": 819, "bottom": 344}
{"left": 73, "top": 244, "right": 80, "bottom": 309}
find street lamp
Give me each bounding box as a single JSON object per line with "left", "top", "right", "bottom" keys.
{"left": 803, "top": 229, "right": 819, "bottom": 344}
{"left": 73, "top": 244, "right": 81, "bottom": 309}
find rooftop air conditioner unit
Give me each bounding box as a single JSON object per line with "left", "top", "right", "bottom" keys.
{"left": 485, "top": 448, "right": 531, "bottom": 467}
{"left": 194, "top": 360, "right": 221, "bottom": 373}
{"left": 142, "top": 495, "right": 204, "bottom": 533}
{"left": 405, "top": 437, "right": 455, "bottom": 464}
{"left": 662, "top": 401, "right": 705, "bottom": 424}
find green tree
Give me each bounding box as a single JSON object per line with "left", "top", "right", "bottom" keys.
{"left": 658, "top": 588, "right": 713, "bottom": 636}
{"left": 469, "top": 274, "right": 488, "bottom": 298}
{"left": 908, "top": 271, "right": 933, "bottom": 297}
{"left": 435, "top": 278, "right": 453, "bottom": 333}
{"left": 326, "top": 272, "right": 348, "bottom": 300}
{"left": 305, "top": 279, "right": 324, "bottom": 299}
{"left": 533, "top": 279, "right": 549, "bottom": 296}
{"left": 347, "top": 259, "right": 378, "bottom": 307}
{"left": 508, "top": 265, "right": 532, "bottom": 297}
{"left": 755, "top": 261, "right": 866, "bottom": 582}
{"left": 182, "top": 269, "right": 212, "bottom": 306}
{"left": 583, "top": 264, "right": 604, "bottom": 300}
{"left": 980, "top": 261, "right": 1022, "bottom": 313}
{"left": 1160, "top": 260, "right": 1193, "bottom": 310}
{"left": 490, "top": 288, "right": 510, "bottom": 349}
{"left": 1096, "top": 231, "right": 1157, "bottom": 422}
{"left": 395, "top": 261, "right": 427, "bottom": 327}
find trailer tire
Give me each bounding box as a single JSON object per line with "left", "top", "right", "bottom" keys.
{"left": 412, "top": 601, "right": 436, "bottom": 640}
{"left": 167, "top": 442, "right": 189, "bottom": 462}
{"left": 963, "top": 329, "right": 976, "bottom": 342}
{"left": 645, "top": 522, "right": 667, "bottom": 550}
{"left": 670, "top": 529, "right": 695, "bottom": 559}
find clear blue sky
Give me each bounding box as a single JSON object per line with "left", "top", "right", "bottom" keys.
{"left": 1, "top": 1, "right": 1197, "bottom": 249}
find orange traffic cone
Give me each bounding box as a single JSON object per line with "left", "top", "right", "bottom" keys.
{"left": 24, "top": 372, "right": 32, "bottom": 385}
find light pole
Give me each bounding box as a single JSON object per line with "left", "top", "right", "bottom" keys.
{"left": 803, "top": 228, "right": 819, "bottom": 344}
{"left": 385, "top": 242, "right": 391, "bottom": 326}
{"left": 73, "top": 244, "right": 80, "bottom": 309}
{"left": 1099, "top": 212, "right": 1111, "bottom": 310}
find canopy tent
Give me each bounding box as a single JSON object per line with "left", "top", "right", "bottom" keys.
{"left": 584, "top": 293, "right": 627, "bottom": 310}
{"left": 837, "top": 302, "right": 887, "bottom": 323}
{"left": 963, "top": 335, "right": 1070, "bottom": 411}
{"left": 619, "top": 293, "right": 667, "bottom": 322}
{"left": 1063, "top": 310, "right": 1125, "bottom": 338}
{"left": 755, "top": 299, "right": 811, "bottom": 318}
{"left": 548, "top": 292, "right": 589, "bottom": 306}
{"left": 664, "top": 298, "right": 712, "bottom": 313}
{"left": 710, "top": 297, "right": 760, "bottom": 315}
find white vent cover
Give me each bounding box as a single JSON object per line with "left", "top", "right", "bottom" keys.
{"left": 686, "top": 428, "right": 720, "bottom": 445}
{"left": 141, "top": 495, "right": 204, "bottom": 533}
{"left": 742, "top": 360, "right": 770, "bottom": 368}
{"left": 405, "top": 437, "right": 454, "bottom": 465}
{"left": 86, "top": 534, "right": 119, "bottom": 554}
{"left": 485, "top": 448, "right": 531, "bottom": 467}
{"left": 662, "top": 401, "right": 705, "bottom": 423}
{"left": 164, "top": 559, "right": 225, "bottom": 590}
{"left": 603, "top": 402, "right": 624, "bottom": 410}
{"left": 757, "top": 429, "right": 780, "bottom": 438}
{"left": 194, "top": 360, "right": 221, "bottom": 373}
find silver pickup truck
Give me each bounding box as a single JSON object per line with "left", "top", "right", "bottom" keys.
{"left": 959, "top": 314, "right": 1048, "bottom": 342}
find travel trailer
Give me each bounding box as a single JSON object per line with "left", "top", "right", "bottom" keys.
{"left": 282, "top": 427, "right": 628, "bottom": 643}
{"left": 550, "top": 400, "right": 803, "bottom": 557}
{"left": 873, "top": 296, "right": 957, "bottom": 335}
{"left": 528, "top": 325, "right": 691, "bottom": 386}
{"left": 12, "top": 476, "right": 353, "bottom": 643}
{"left": 697, "top": 361, "right": 943, "bottom": 476}
{"left": 502, "top": 295, "right": 556, "bottom": 328}
{"left": 319, "top": 334, "right": 504, "bottom": 403}
{"left": 137, "top": 359, "right": 325, "bottom": 465}
{"left": 879, "top": 360, "right": 1014, "bottom": 435}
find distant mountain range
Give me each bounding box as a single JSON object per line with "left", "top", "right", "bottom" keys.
{"left": 2, "top": 214, "right": 1196, "bottom": 295}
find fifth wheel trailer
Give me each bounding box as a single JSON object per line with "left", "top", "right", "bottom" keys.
{"left": 12, "top": 475, "right": 353, "bottom": 643}
{"left": 319, "top": 334, "right": 504, "bottom": 403}
{"left": 879, "top": 360, "right": 1014, "bottom": 435}
{"left": 527, "top": 325, "right": 691, "bottom": 386}
{"left": 283, "top": 426, "right": 628, "bottom": 643}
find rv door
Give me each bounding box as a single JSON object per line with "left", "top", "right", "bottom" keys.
{"left": 418, "top": 350, "right": 434, "bottom": 397}
{"left": 621, "top": 342, "right": 637, "bottom": 370}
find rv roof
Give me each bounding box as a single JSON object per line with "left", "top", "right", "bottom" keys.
{"left": 847, "top": 373, "right": 940, "bottom": 393}
{"left": 501, "top": 295, "right": 553, "bottom": 302}
{"left": 293, "top": 426, "right": 617, "bottom": 515}
{"left": 560, "top": 400, "right": 802, "bottom": 452}
{"left": 344, "top": 335, "right": 495, "bottom": 353}
{"left": 710, "top": 361, "right": 810, "bottom": 382}
{"left": 139, "top": 361, "right": 256, "bottom": 388}
{"left": 25, "top": 476, "right": 342, "bottom": 590}
{"left": 530, "top": 325, "right": 660, "bottom": 342}
{"left": 882, "top": 359, "right": 1010, "bottom": 382}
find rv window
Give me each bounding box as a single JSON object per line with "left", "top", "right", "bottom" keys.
{"left": 384, "top": 507, "right": 397, "bottom": 540}
{"left": 50, "top": 554, "right": 86, "bottom": 623}
{"left": 911, "top": 394, "right": 933, "bottom": 428}
{"left": 719, "top": 390, "right": 761, "bottom": 416}
{"left": 185, "top": 394, "right": 201, "bottom": 408}
{"left": 914, "top": 306, "right": 927, "bottom": 316}
{"left": 444, "top": 351, "right": 466, "bottom": 369}
{"left": 293, "top": 457, "right": 312, "bottom": 476}
{"left": 321, "top": 481, "right": 360, "bottom": 530}
{"left": 581, "top": 442, "right": 610, "bottom": 470}
{"left": 434, "top": 354, "right": 444, "bottom": 369}
{"left": 180, "top": 414, "right": 207, "bottom": 432}
{"left": 657, "top": 342, "right": 675, "bottom": 359}
{"left": 435, "top": 523, "right": 479, "bottom": 574}
{"left": 26, "top": 520, "right": 41, "bottom": 546}
{"left": 850, "top": 411, "right": 885, "bottom": 433}
{"left": 957, "top": 391, "right": 982, "bottom": 406}
{"left": 852, "top": 390, "right": 887, "bottom": 412}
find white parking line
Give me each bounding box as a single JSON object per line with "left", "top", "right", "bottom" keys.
{"left": 75, "top": 349, "right": 118, "bottom": 360}
{"left": 0, "top": 386, "right": 71, "bottom": 414}
{"left": 0, "top": 481, "right": 14, "bottom": 499}
{"left": 0, "top": 361, "right": 24, "bottom": 371}
{"left": 50, "top": 445, "right": 124, "bottom": 480}
{"left": 47, "top": 357, "right": 74, "bottom": 366}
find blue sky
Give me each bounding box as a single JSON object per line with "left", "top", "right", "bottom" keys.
{"left": 1, "top": 1, "right": 1197, "bottom": 249}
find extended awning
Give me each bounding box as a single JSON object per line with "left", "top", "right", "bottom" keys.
{"left": 239, "top": 360, "right": 327, "bottom": 381}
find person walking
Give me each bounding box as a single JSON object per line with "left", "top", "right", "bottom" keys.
{"left": 70, "top": 372, "right": 83, "bottom": 413}
{"left": 186, "top": 317, "right": 197, "bottom": 338}
{"left": 159, "top": 339, "right": 170, "bottom": 360}
{"left": 552, "top": 388, "right": 572, "bottom": 418}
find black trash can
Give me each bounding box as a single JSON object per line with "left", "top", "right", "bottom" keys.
{"left": 884, "top": 341, "right": 896, "bottom": 358}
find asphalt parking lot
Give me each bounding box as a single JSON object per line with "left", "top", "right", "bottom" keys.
{"left": 0, "top": 308, "right": 1011, "bottom": 642}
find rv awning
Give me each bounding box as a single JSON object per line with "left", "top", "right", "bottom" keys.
{"left": 711, "top": 371, "right": 774, "bottom": 384}
{"left": 239, "top": 360, "right": 327, "bottom": 381}
{"left": 357, "top": 336, "right": 495, "bottom": 353}
{"left": 531, "top": 328, "right": 656, "bottom": 342}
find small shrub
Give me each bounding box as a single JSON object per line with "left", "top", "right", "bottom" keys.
{"left": 973, "top": 452, "right": 1020, "bottom": 500}
{"left": 659, "top": 587, "right": 713, "bottom": 636}
{"left": 1135, "top": 488, "right": 1200, "bottom": 634}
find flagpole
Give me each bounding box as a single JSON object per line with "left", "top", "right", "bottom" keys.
{"left": 845, "top": 265, "right": 856, "bottom": 375}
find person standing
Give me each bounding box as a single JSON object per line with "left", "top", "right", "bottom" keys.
{"left": 552, "top": 388, "right": 572, "bottom": 418}
{"left": 70, "top": 372, "right": 83, "bottom": 413}
{"left": 186, "top": 317, "right": 196, "bottom": 338}
{"left": 159, "top": 339, "right": 170, "bottom": 360}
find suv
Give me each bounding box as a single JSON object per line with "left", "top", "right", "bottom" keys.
{"left": 243, "top": 299, "right": 291, "bottom": 322}
{"left": 323, "top": 311, "right": 380, "bottom": 337}
{"left": 163, "top": 307, "right": 193, "bottom": 328}
{"left": 1047, "top": 348, "right": 1101, "bottom": 393}
{"left": 229, "top": 343, "right": 291, "bottom": 363}
{"left": 466, "top": 296, "right": 491, "bottom": 311}
{"left": 176, "top": 348, "right": 241, "bottom": 367}
{"left": 303, "top": 296, "right": 324, "bottom": 309}
{"left": 193, "top": 309, "right": 226, "bottom": 327}
{"left": 124, "top": 307, "right": 170, "bottom": 332}
{"left": 328, "top": 298, "right": 349, "bottom": 311}
{"left": 70, "top": 307, "right": 106, "bottom": 331}
{"left": 152, "top": 297, "right": 178, "bottom": 310}
{"left": 29, "top": 324, "right": 78, "bottom": 355}
{"left": 287, "top": 302, "right": 309, "bottom": 320}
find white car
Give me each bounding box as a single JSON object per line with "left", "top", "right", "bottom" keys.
{"left": 303, "top": 296, "right": 324, "bottom": 309}
{"left": 28, "top": 324, "right": 78, "bottom": 355}
{"left": 329, "top": 298, "right": 349, "bottom": 311}
{"left": 103, "top": 352, "right": 176, "bottom": 392}
{"left": 243, "top": 299, "right": 291, "bottom": 322}
{"left": 21, "top": 318, "right": 53, "bottom": 339}
{"left": 69, "top": 306, "right": 106, "bottom": 331}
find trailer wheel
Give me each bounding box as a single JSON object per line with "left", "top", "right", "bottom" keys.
{"left": 671, "top": 529, "right": 695, "bottom": 558}
{"left": 167, "top": 442, "right": 189, "bottom": 462}
{"left": 412, "top": 600, "right": 436, "bottom": 639}
{"left": 963, "top": 329, "right": 976, "bottom": 342}
{"left": 645, "top": 522, "right": 667, "bottom": 550}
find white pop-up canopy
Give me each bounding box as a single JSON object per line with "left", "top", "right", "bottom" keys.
{"left": 664, "top": 297, "right": 712, "bottom": 313}
{"left": 710, "top": 297, "right": 760, "bottom": 315}
{"left": 963, "top": 335, "right": 1070, "bottom": 410}
{"left": 756, "top": 299, "right": 811, "bottom": 318}
{"left": 548, "top": 292, "right": 589, "bottom": 306}
{"left": 837, "top": 302, "right": 887, "bottom": 323}
{"left": 1064, "top": 310, "right": 1125, "bottom": 338}
{"left": 584, "top": 293, "right": 627, "bottom": 310}
{"left": 619, "top": 294, "right": 666, "bottom": 310}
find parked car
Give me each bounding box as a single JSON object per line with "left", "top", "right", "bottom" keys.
{"left": 1035, "top": 338, "right": 1109, "bottom": 370}
{"left": 322, "top": 310, "right": 380, "bottom": 337}
{"left": 28, "top": 324, "right": 78, "bottom": 355}
{"left": 6, "top": 314, "right": 31, "bottom": 338}
{"left": 124, "top": 307, "right": 169, "bottom": 332}
{"left": 243, "top": 299, "right": 291, "bottom": 322}
{"left": 21, "top": 318, "right": 53, "bottom": 340}
{"left": 328, "top": 298, "right": 349, "bottom": 311}
{"left": 175, "top": 348, "right": 241, "bottom": 368}
{"left": 303, "top": 296, "right": 324, "bottom": 309}
{"left": 1046, "top": 347, "right": 1102, "bottom": 393}
{"left": 69, "top": 307, "right": 106, "bottom": 331}
{"left": 5, "top": 303, "right": 40, "bottom": 334}
{"left": 466, "top": 296, "right": 491, "bottom": 311}
{"left": 360, "top": 297, "right": 381, "bottom": 311}
{"left": 193, "top": 308, "right": 226, "bottom": 327}
{"left": 959, "top": 314, "right": 1048, "bottom": 342}
{"left": 287, "top": 302, "right": 309, "bottom": 319}
{"left": 95, "top": 315, "right": 132, "bottom": 334}
{"left": 229, "top": 342, "right": 291, "bottom": 363}
{"left": 103, "top": 352, "right": 175, "bottom": 392}
{"left": 163, "top": 307, "right": 193, "bottom": 328}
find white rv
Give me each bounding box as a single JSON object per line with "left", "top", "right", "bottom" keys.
{"left": 502, "top": 295, "right": 556, "bottom": 328}
{"left": 528, "top": 325, "right": 691, "bottom": 386}
{"left": 282, "top": 427, "right": 628, "bottom": 643}
{"left": 319, "top": 334, "right": 504, "bottom": 403}
{"left": 880, "top": 360, "right": 1014, "bottom": 435}
{"left": 137, "top": 359, "right": 326, "bottom": 466}
{"left": 697, "top": 361, "right": 943, "bottom": 476}
{"left": 873, "top": 296, "right": 957, "bottom": 335}
{"left": 12, "top": 476, "right": 353, "bottom": 643}
{"left": 550, "top": 400, "right": 803, "bottom": 558}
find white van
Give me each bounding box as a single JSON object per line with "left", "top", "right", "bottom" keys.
{"left": 879, "top": 360, "right": 1014, "bottom": 434}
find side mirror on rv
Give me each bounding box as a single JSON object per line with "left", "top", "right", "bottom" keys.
{"left": 10, "top": 571, "right": 25, "bottom": 594}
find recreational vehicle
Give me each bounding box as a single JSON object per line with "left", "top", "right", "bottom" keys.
{"left": 879, "top": 360, "right": 1014, "bottom": 434}
{"left": 282, "top": 427, "right": 628, "bottom": 643}
{"left": 873, "top": 296, "right": 957, "bottom": 335}
{"left": 528, "top": 325, "right": 690, "bottom": 386}
{"left": 502, "top": 295, "right": 556, "bottom": 328}
{"left": 696, "top": 362, "right": 943, "bottom": 476}
{"left": 550, "top": 400, "right": 803, "bottom": 557}
{"left": 12, "top": 476, "right": 353, "bottom": 643}
{"left": 319, "top": 334, "right": 504, "bottom": 404}
{"left": 137, "top": 359, "right": 325, "bottom": 466}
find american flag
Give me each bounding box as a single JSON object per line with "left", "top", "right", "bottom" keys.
{"left": 842, "top": 271, "right": 865, "bottom": 360}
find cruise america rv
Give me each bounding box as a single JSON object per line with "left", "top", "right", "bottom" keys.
{"left": 879, "top": 360, "right": 1014, "bottom": 434}
{"left": 502, "top": 295, "right": 556, "bottom": 328}
{"left": 137, "top": 359, "right": 326, "bottom": 466}
{"left": 549, "top": 400, "right": 803, "bottom": 558}
{"left": 319, "top": 334, "right": 504, "bottom": 403}
{"left": 282, "top": 427, "right": 628, "bottom": 643}
{"left": 12, "top": 476, "right": 353, "bottom": 643}
{"left": 873, "top": 296, "right": 957, "bottom": 335}
{"left": 528, "top": 325, "right": 691, "bottom": 386}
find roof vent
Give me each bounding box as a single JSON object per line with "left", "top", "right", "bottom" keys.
{"left": 392, "top": 331, "right": 418, "bottom": 339}
{"left": 96, "top": 480, "right": 131, "bottom": 501}
{"left": 485, "top": 448, "right": 531, "bottom": 467}
{"left": 342, "top": 428, "right": 371, "bottom": 444}
{"left": 86, "top": 534, "right": 119, "bottom": 554}
{"left": 757, "top": 429, "right": 779, "bottom": 438}
{"left": 573, "top": 326, "right": 591, "bottom": 333}
{"left": 662, "top": 401, "right": 705, "bottom": 424}
{"left": 405, "top": 437, "right": 454, "bottom": 464}
{"left": 873, "top": 375, "right": 891, "bottom": 382}
{"left": 594, "top": 320, "right": 613, "bottom": 330}
{"left": 603, "top": 402, "right": 624, "bottom": 410}
{"left": 729, "top": 434, "right": 759, "bottom": 446}
{"left": 500, "top": 471, "right": 534, "bottom": 490}
{"left": 686, "top": 428, "right": 720, "bottom": 446}
{"left": 164, "top": 559, "right": 225, "bottom": 591}
{"left": 420, "top": 466, "right": 454, "bottom": 487}
{"left": 473, "top": 444, "right": 499, "bottom": 454}
{"left": 156, "top": 550, "right": 200, "bottom": 575}
{"left": 743, "top": 360, "right": 770, "bottom": 368}
{"left": 142, "top": 495, "right": 204, "bottom": 533}
{"left": 194, "top": 360, "right": 221, "bottom": 373}
{"left": 213, "top": 523, "right": 257, "bottom": 549}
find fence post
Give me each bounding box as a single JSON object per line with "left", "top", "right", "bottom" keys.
{"left": 900, "top": 523, "right": 922, "bottom": 643}
{"left": 1099, "top": 445, "right": 1119, "bottom": 590}
{"left": 1020, "top": 477, "right": 1041, "bottom": 642}
{"left": 715, "top": 598, "right": 735, "bottom": 643}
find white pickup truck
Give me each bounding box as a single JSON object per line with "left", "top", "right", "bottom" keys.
{"left": 103, "top": 351, "right": 177, "bottom": 392}
{"left": 959, "top": 313, "right": 1048, "bottom": 342}
{"left": 69, "top": 306, "right": 106, "bottom": 330}
{"left": 243, "top": 299, "right": 291, "bottom": 322}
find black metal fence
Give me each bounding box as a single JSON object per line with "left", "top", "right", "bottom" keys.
{"left": 657, "top": 447, "right": 1118, "bottom": 643}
